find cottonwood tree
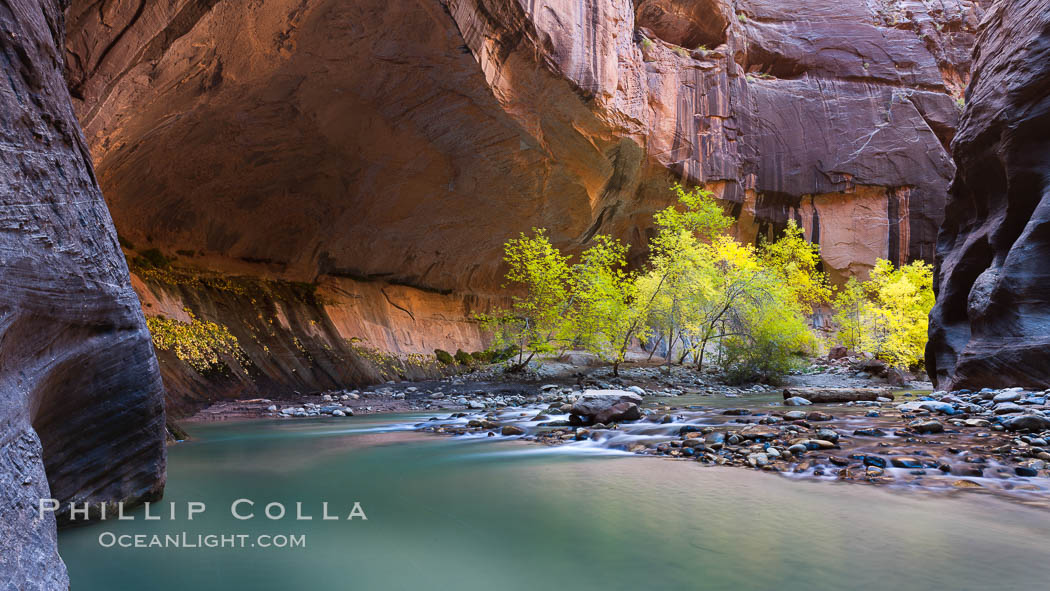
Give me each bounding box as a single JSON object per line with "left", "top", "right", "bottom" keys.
{"left": 833, "top": 259, "right": 933, "bottom": 369}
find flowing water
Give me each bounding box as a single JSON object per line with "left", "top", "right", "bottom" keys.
{"left": 60, "top": 413, "right": 1050, "bottom": 590}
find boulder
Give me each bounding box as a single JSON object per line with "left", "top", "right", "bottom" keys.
{"left": 784, "top": 397, "right": 813, "bottom": 406}
{"left": 828, "top": 346, "right": 849, "bottom": 360}
{"left": 886, "top": 368, "right": 909, "bottom": 387}
{"left": 910, "top": 420, "right": 945, "bottom": 434}
{"left": 570, "top": 390, "right": 643, "bottom": 424}
{"left": 857, "top": 358, "right": 888, "bottom": 377}
{"left": 1002, "top": 415, "right": 1050, "bottom": 432}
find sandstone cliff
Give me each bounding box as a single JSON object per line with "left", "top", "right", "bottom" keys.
{"left": 59, "top": 0, "right": 983, "bottom": 406}
{"left": 927, "top": 0, "right": 1050, "bottom": 390}
{"left": 1, "top": 0, "right": 166, "bottom": 585}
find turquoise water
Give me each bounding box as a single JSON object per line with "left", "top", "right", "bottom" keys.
{"left": 59, "top": 413, "right": 1050, "bottom": 590}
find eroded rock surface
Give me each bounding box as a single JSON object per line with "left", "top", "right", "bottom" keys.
{"left": 927, "top": 0, "right": 1050, "bottom": 390}
{"left": 59, "top": 0, "right": 982, "bottom": 403}
{"left": 65, "top": 0, "right": 981, "bottom": 283}
{"left": 1, "top": 0, "right": 166, "bottom": 582}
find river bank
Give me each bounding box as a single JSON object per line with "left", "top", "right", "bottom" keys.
{"left": 179, "top": 356, "right": 1050, "bottom": 503}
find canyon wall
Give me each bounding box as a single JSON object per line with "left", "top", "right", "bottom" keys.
{"left": 927, "top": 0, "right": 1050, "bottom": 390}
{"left": 0, "top": 0, "right": 166, "bottom": 585}
{"left": 133, "top": 268, "right": 491, "bottom": 416}
{"left": 60, "top": 0, "right": 982, "bottom": 405}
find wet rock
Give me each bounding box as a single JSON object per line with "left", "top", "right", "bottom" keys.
{"left": 784, "top": 397, "right": 813, "bottom": 406}
{"left": 570, "top": 390, "right": 643, "bottom": 424}
{"left": 806, "top": 412, "right": 833, "bottom": 422}
{"left": 890, "top": 456, "right": 925, "bottom": 469}
{"left": 784, "top": 411, "right": 809, "bottom": 420}
{"left": 739, "top": 425, "right": 779, "bottom": 441}
{"left": 1002, "top": 415, "right": 1050, "bottom": 432}
{"left": 910, "top": 420, "right": 945, "bottom": 434}
{"left": 857, "top": 455, "right": 887, "bottom": 468}
{"left": 993, "top": 403, "right": 1025, "bottom": 415}
{"left": 814, "top": 429, "right": 840, "bottom": 443}
{"left": 703, "top": 432, "right": 726, "bottom": 450}
{"left": 747, "top": 453, "right": 770, "bottom": 468}
{"left": 993, "top": 391, "right": 1024, "bottom": 403}
{"left": 501, "top": 425, "right": 525, "bottom": 436}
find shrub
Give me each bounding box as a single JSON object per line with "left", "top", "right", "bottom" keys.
{"left": 146, "top": 311, "right": 242, "bottom": 373}
{"left": 134, "top": 248, "right": 174, "bottom": 269}
{"left": 454, "top": 349, "right": 474, "bottom": 365}
{"left": 434, "top": 349, "right": 455, "bottom": 365}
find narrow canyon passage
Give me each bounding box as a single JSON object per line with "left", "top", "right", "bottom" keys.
{"left": 1, "top": 0, "right": 1048, "bottom": 588}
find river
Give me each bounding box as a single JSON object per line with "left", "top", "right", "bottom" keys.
{"left": 59, "top": 412, "right": 1050, "bottom": 590}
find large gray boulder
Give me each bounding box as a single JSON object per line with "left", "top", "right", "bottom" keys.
{"left": 571, "top": 390, "right": 643, "bottom": 424}
{"left": 1002, "top": 414, "right": 1050, "bottom": 432}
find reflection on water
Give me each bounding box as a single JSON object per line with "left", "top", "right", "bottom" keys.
{"left": 59, "top": 414, "right": 1050, "bottom": 590}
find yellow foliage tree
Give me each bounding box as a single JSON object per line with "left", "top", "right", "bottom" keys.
{"left": 832, "top": 259, "right": 934, "bottom": 369}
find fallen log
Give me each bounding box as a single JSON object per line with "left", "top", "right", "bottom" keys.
{"left": 782, "top": 388, "right": 894, "bottom": 403}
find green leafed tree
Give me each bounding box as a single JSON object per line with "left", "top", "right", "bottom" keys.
{"left": 479, "top": 228, "right": 572, "bottom": 370}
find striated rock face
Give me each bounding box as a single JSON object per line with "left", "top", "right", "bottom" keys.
{"left": 1, "top": 0, "right": 166, "bottom": 583}
{"left": 60, "top": 0, "right": 981, "bottom": 402}
{"left": 134, "top": 268, "right": 491, "bottom": 416}
{"left": 66, "top": 0, "right": 981, "bottom": 284}
{"left": 927, "top": 0, "right": 1050, "bottom": 390}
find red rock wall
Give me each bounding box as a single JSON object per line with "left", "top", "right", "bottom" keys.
{"left": 59, "top": 0, "right": 983, "bottom": 404}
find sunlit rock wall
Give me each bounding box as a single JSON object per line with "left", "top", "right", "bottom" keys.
{"left": 62, "top": 0, "right": 981, "bottom": 403}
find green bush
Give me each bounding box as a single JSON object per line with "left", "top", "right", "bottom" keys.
{"left": 434, "top": 349, "right": 455, "bottom": 365}
{"left": 134, "top": 248, "right": 174, "bottom": 269}
{"left": 454, "top": 349, "right": 474, "bottom": 365}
